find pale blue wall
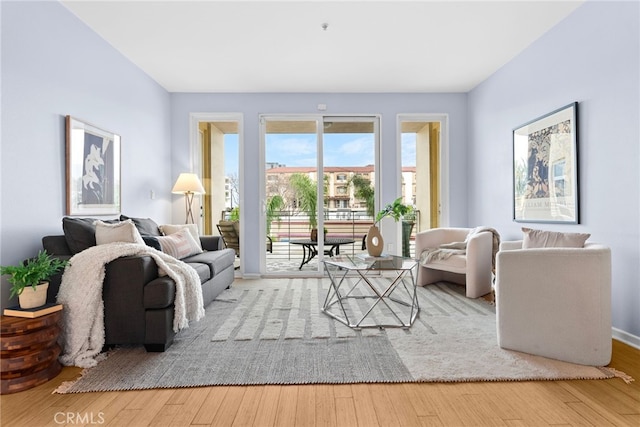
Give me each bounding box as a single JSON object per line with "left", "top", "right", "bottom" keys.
{"left": 0, "top": 1, "right": 172, "bottom": 307}
{"left": 170, "top": 93, "right": 468, "bottom": 274}
{"left": 468, "top": 0, "right": 640, "bottom": 338}
{"left": 1, "top": 0, "right": 638, "bottom": 341}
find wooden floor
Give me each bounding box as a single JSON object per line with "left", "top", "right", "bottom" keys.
{"left": 0, "top": 340, "right": 637, "bottom": 426}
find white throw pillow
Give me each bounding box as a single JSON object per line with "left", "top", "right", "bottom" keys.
{"left": 94, "top": 220, "right": 145, "bottom": 246}
{"left": 156, "top": 228, "right": 203, "bottom": 259}
{"left": 521, "top": 227, "right": 590, "bottom": 248}
{"left": 159, "top": 224, "right": 202, "bottom": 251}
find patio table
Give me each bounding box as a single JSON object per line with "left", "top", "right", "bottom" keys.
{"left": 289, "top": 238, "right": 355, "bottom": 270}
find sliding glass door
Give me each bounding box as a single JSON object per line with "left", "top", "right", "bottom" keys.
{"left": 261, "top": 115, "right": 379, "bottom": 275}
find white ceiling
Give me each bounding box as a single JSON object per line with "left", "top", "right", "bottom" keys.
{"left": 61, "top": 0, "right": 584, "bottom": 93}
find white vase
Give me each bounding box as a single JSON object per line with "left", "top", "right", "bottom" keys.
{"left": 366, "top": 225, "right": 384, "bottom": 257}
{"left": 18, "top": 282, "right": 49, "bottom": 309}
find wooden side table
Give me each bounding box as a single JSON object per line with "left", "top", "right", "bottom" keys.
{"left": 0, "top": 310, "right": 63, "bottom": 394}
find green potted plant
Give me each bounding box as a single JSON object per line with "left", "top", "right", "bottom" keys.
{"left": 374, "top": 197, "right": 410, "bottom": 224}
{"left": 367, "top": 197, "right": 411, "bottom": 257}
{"left": 0, "top": 250, "right": 68, "bottom": 309}
{"left": 401, "top": 205, "right": 416, "bottom": 257}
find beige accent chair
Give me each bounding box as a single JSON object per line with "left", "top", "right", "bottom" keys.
{"left": 415, "top": 227, "right": 494, "bottom": 298}
{"left": 495, "top": 241, "right": 612, "bottom": 366}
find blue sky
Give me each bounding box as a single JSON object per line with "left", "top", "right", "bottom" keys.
{"left": 224, "top": 133, "right": 416, "bottom": 176}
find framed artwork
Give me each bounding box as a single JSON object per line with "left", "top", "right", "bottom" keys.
{"left": 513, "top": 102, "right": 579, "bottom": 223}
{"left": 66, "top": 116, "right": 121, "bottom": 216}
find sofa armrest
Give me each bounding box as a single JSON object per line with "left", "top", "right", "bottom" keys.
{"left": 103, "top": 255, "right": 160, "bottom": 345}
{"left": 200, "top": 235, "right": 223, "bottom": 251}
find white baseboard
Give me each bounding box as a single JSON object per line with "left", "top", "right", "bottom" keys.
{"left": 240, "top": 273, "right": 262, "bottom": 280}
{"left": 612, "top": 327, "right": 640, "bottom": 350}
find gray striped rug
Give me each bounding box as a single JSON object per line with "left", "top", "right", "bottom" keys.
{"left": 55, "top": 278, "right": 613, "bottom": 393}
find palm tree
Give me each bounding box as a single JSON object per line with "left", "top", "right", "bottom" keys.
{"left": 350, "top": 175, "right": 375, "bottom": 218}
{"left": 289, "top": 173, "right": 318, "bottom": 230}
{"left": 265, "top": 195, "right": 285, "bottom": 237}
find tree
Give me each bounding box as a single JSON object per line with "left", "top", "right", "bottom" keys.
{"left": 265, "top": 195, "right": 285, "bottom": 237}
{"left": 350, "top": 175, "right": 375, "bottom": 218}
{"left": 227, "top": 172, "right": 240, "bottom": 208}
{"left": 289, "top": 173, "right": 318, "bottom": 230}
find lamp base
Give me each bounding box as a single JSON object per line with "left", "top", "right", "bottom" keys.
{"left": 185, "top": 192, "right": 196, "bottom": 224}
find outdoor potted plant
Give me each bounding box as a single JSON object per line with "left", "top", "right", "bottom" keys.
{"left": 368, "top": 197, "right": 410, "bottom": 257}
{"left": 401, "top": 205, "right": 416, "bottom": 257}
{"left": 0, "top": 250, "right": 68, "bottom": 309}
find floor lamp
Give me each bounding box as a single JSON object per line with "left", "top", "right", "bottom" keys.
{"left": 172, "top": 173, "right": 206, "bottom": 224}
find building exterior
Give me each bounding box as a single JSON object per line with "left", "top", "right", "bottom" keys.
{"left": 264, "top": 165, "right": 417, "bottom": 215}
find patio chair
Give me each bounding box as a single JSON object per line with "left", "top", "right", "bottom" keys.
{"left": 217, "top": 220, "right": 273, "bottom": 257}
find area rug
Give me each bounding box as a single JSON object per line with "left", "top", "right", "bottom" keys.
{"left": 55, "top": 278, "right": 617, "bottom": 393}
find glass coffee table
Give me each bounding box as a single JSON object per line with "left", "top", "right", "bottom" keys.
{"left": 322, "top": 254, "right": 419, "bottom": 329}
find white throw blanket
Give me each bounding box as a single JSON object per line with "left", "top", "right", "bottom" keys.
{"left": 419, "top": 226, "right": 501, "bottom": 273}
{"left": 57, "top": 242, "right": 204, "bottom": 368}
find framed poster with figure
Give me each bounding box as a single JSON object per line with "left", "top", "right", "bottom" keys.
{"left": 513, "top": 102, "right": 579, "bottom": 223}
{"left": 66, "top": 116, "right": 121, "bottom": 215}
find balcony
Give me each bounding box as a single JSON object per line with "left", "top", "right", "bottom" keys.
{"left": 221, "top": 209, "right": 419, "bottom": 273}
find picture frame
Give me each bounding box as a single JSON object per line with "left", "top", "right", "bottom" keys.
{"left": 513, "top": 102, "right": 579, "bottom": 223}
{"left": 66, "top": 116, "right": 121, "bottom": 216}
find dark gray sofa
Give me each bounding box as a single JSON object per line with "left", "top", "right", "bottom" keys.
{"left": 42, "top": 216, "right": 236, "bottom": 352}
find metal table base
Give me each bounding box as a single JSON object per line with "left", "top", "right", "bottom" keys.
{"left": 322, "top": 255, "right": 419, "bottom": 329}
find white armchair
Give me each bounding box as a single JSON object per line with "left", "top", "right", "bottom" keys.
{"left": 495, "top": 241, "right": 612, "bottom": 366}
{"left": 415, "top": 227, "right": 494, "bottom": 298}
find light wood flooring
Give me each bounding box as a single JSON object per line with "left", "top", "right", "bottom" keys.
{"left": 1, "top": 340, "right": 638, "bottom": 426}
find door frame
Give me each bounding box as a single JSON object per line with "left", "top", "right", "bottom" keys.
{"left": 396, "top": 113, "right": 449, "bottom": 228}
{"left": 189, "top": 112, "right": 244, "bottom": 272}
{"left": 259, "top": 114, "right": 381, "bottom": 276}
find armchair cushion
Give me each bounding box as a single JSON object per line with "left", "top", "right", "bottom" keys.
{"left": 521, "top": 227, "right": 590, "bottom": 249}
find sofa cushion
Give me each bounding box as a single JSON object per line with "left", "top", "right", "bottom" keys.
{"left": 62, "top": 217, "right": 118, "bottom": 254}
{"left": 156, "top": 228, "right": 203, "bottom": 259}
{"left": 184, "top": 262, "right": 211, "bottom": 283}
{"left": 95, "top": 219, "right": 145, "bottom": 245}
{"left": 120, "top": 215, "right": 162, "bottom": 236}
{"left": 522, "top": 227, "right": 590, "bottom": 249}
{"left": 182, "top": 248, "right": 236, "bottom": 277}
{"left": 160, "top": 224, "right": 202, "bottom": 251}
{"left": 141, "top": 236, "right": 162, "bottom": 251}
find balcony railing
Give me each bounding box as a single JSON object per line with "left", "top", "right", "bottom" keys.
{"left": 222, "top": 209, "right": 419, "bottom": 270}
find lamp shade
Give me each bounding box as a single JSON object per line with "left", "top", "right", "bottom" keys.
{"left": 172, "top": 173, "right": 205, "bottom": 194}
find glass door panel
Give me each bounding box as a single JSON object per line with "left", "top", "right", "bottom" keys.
{"left": 263, "top": 118, "right": 321, "bottom": 274}
{"left": 322, "top": 117, "right": 376, "bottom": 262}
{"left": 262, "top": 116, "right": 379, "bottom": 275}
